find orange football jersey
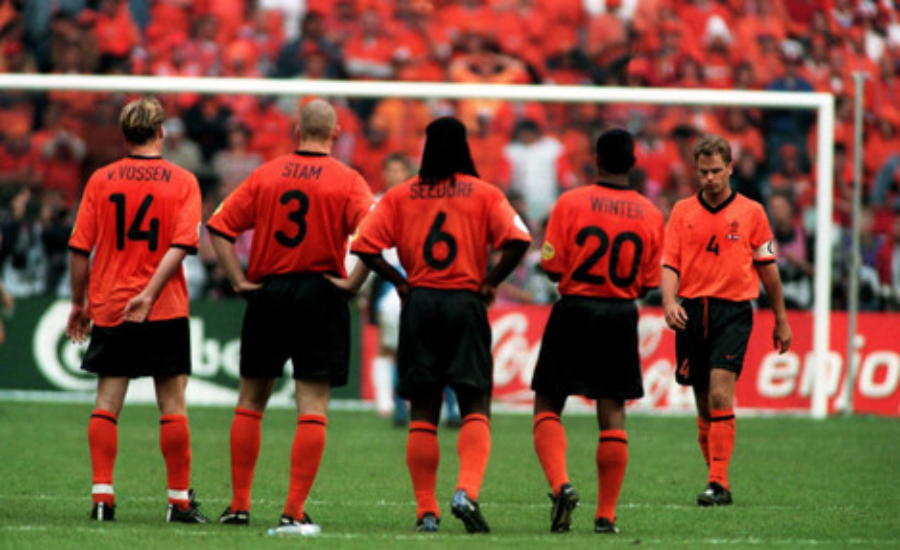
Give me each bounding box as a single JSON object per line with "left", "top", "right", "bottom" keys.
{"left": 541, "top": 182, "right": 665, "bottom": 299}
{"left": 69, "top": 155, "right": 201, "bottom": 326}
{"left": 206, "top": 151, "right": 374, "bottom": 282}
{"left": 350, "top": 174, "right": 532, "bottom": 291}
{"left": 663, "top": 192, "right": 775, "bottom": 301}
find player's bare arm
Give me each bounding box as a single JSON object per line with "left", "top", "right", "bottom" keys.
{"left": 325, "top": 260, "right": 371, "bottom": 298}
{"left": 66, "top": 252, "right": 92, "bottom": 343}
{"left": 209, "top": 232, "right": 263, "bottom": 297}
{"left": 122, "top": 248, "right": 189, "bottom": 323}
{"left": 661, "top": 267, "right": 688, "bottom": 331}
{"left": 755, "top": 261, "right": 792, "bottom": 353}
{"left": 355, "top": 252, "right": 410, "bottom": 300}
{"left": 480, "top": 239, "right": 530, "bottom": 305}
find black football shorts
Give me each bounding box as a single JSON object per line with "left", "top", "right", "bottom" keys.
{"left": 81, "top": 317, "right": 191, "bottom": 378}
{"left": 396, "top": 288, "right": 492, "bottom": 399}
{"left": 240, "top": 273, "right": 350, "bottom": 386}
{"left": 532, "top": 296, "right": 644, "bottom": 401}
{"left": 674, "top": 297, "right": 753, "bottom": 388}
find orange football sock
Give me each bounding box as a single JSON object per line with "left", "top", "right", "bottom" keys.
{"left": 89, "top": 409, "right": 118, "bottom": 506}
{"left": 596, "top": 430, "right": 628, "bottom": 521}
{"left": 283, "top": 414, "right": 327, "bottom": 520}
{"left": 160, "top": 414, "right": 192, "bottom": 510}
{"left": 229, "top": 407, "right": 263, "bottom": 512}
{"left": 533, "top": 412, "right": 569, "bottom": 494}
{"left": 456, "top": 414, "right": 491, "bottom": 501}
{"left": 708, "top": 409, "right": 735, "bottom": 489}
{"left": 407, "top": 421, "right": 440, "bottom": 519}
{"left": 697, "top": 416, "right": 711, "bottom": 467}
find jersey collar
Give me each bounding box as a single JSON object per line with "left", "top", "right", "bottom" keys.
{"left": 127, "top": 154, "right": 163, "bottom": 160}
{"left": 294, "top": 150, "right": 328, "bottom": 157}
{"left": 698, "top": 189, "right": 736, "bottom": 214}
{"left": 592, "top": 180, "right": 631, "bottom": 190}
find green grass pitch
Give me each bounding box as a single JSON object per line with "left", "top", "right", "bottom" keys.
{"left": 0, "top": 400, "right": 898, "bottom": 550}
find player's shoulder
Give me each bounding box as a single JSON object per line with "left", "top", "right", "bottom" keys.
{"left": 159, "top": 159, "right": 199, "bottom": 185}
{"left": 731, "top": 192, "right": 765, "bottom": 213}
{"left": 670, "top": 194, "right": 700, "bottom": 217}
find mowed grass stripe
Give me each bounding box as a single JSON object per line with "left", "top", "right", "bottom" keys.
{"left": 1, "top": 401, "right": 897, "bottom": 550}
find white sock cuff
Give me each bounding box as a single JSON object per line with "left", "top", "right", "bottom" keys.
{"left": 168, "top": 489, "right": 189, "bottom": 501}
{"left": 92, "top": 484, "right": 114, "bottom": 495}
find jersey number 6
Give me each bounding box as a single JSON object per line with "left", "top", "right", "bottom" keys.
{"left": 423, "top": 212, "right": 458, "bottom": 270}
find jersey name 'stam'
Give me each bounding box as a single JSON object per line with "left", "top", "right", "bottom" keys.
{"left": 206, "top": 151, "right": 374, "bottom": 282}
{"left": 69, "top": 156, "right": 201, "bottom": 327}
{"left": 351, "top": 174, "right": 532, "bottom": 291}
{"left": 541, "top": 182, "right": 665, "bottom": 299}
{"left": 663, "top": 192, "right": 775, "bottom": 301}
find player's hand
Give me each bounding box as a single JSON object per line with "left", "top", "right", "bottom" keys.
{"left": 325, "top": 274, "right": 358, "bottom": 299}
{"left": 396, "top": 280, "right": 411, "bottom": 304}
{"left": 235, "top": 280, "right": 263, "bottom": 299}
{"left": 478, "top": 282, "right": 497, "bottom": 306}
{"left": 66, "top": 304, "right": 91, "bottom": 344}
{"left": 0, "top": 288, "right": 13, "bottom": 311}
{"left": 773, "top": 318, "right": 792, "bottom": 354}
{"left": 664, "top": 302, "right": 688, "bottom": 331}
{"left": 122, "top": 293, "right": 153, "bottom": 323}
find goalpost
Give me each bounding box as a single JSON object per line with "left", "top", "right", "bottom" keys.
{"left": 0, "top": 74, "right": 836, "bottom": 418}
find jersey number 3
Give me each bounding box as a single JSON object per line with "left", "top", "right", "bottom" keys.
{"left": 275, "top": 190, "right": 310, "bottom": 248}
{"left": 109, "top": 193, "right": 159, "bottom": 252}
{"left": 571, "top": 226, "right": 643, "bottom": 287}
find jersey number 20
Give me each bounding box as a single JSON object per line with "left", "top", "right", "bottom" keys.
{"left": 571, "top": 226, "right": 643, "bottom": 287}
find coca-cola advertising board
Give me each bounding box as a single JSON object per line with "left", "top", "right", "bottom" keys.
{"left": 362, "top": 306, "right": 900, "bottom": 416}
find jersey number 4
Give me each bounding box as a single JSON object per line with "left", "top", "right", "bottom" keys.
{"left": 109, "top": 193, "right": 159, "bottom": 251}
{"left": 571, "top": 226, "right": 643, "bottom": 287}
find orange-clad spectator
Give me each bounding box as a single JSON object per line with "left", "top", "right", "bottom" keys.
{"left": 502, "top": 119, "right": 567, "bottom": 221}
{"left": 343, "top": 8, "right": 396, "bottom": 80}
{"left": 865, "top": 107, "right": 900, "bottom": 179}
{"left": 352, "top": 115, "right": 400, "bottom": 194}
{"left": 768, "top": 143, "right": 815, "bottom": 210}
{"left": 711, "top": 109, "right": 765, "bottom": 163}
{"left": 632, "top": 0, "right": 665, "bottom": 52}
{"left": 212, "top": 122, "right": 263, "bottom": 199}
{"left": 827, "top": 0, "right": 857, "bottom": 40}
{"left": 652, "top": 19, "right": 689, "bottom": 86}
{"left": 490, "top": 101, "right": 549, "bottom": 142}
{"left": 235, "top": 7, "right": 285, "bottom": 75}
{"left": 732, "top": 0, "right": 788, "bottom": 59}
{"left": 322, "top": 0, "right": 362, "bottom": 47}
{"left": 872, "top": 55, "right": 900, "bottom": 116}
{"left": 0, "top": 127, "right": 41, "bottom": 187}
{"left": 196, "top": 0, "right": 245, "bottom": 44}
{"left": 842, "top": 27, "right": 880, "bottom": 82}
{"left": 468, "top": 116, "right": 511, "bottom": 186}
{"left": 245, "top": 98, "right": 294, "bottom": 161}
{"left": 370, "top": 98, "right": 433, "bottom": 159}
{"left": 804, "top": 35, "right": 833, "bottom": 92}
{"left": 636, "top": 114, "right": 675, "bottom": 191}
{"left": 35, "top": 128, "right": 86, "bottom": 207}
{"left": 677, "top": 0, "right": 734, "bottom": 46}
{"left": 146, "top": 0, "right": 192, "bottom": 41}
{"left": 783, "top": 0, "right": 829, "bottom": 37}
{"left": 92, "top": 0, "right": 140, "bottom": 71}
{"left": 585, "top": 1, "right": 629, "bottom": 74}
{"left": 449, "top": 35, "right": 530, "bottom": 129}
{"left": 733, "top": 60, "right": 760, "bottom": 90}
{"left": 534, "top": 0, "right": 583, "bottom": 57}
{"left": 274, "top": 11, "right": 344, "bottom": 79}
{"left": 392, "top": 3, "right": 453, "bottom": 82}
{"left": 741, "top": 30, "right": 785, "bottom": 86}
{"left": 557, "top": 125, "right": 596, "bottom": 189}
{"left": 703, "top": 17, "right": 736, "bottom": 89}
{"left": 182, "top": 14, "right": 223, "bottom": 76}
{"left": 439, "top": 0, "right": 492, "bottom": 44}
{"left": 149, "top": 33, "right": 203, "bottom": 110}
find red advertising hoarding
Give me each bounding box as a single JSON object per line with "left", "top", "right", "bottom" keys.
{"left": 362, "top": 306, "right": 900, "bottom": 416}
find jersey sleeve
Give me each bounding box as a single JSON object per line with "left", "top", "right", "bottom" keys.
{"left": 642, "top": 209, "right": 665, "bottom": 289}
{"left": 350, "top": 191, "right": 395, "bottom": 255}
{"left": 345, "top": 171, "right": 375, "bottom": 236}
{"left": 68, "top": 173, "right": 100, "bottom": 256}
{"left": 171, "top": 174, "right": 202, "bottom": 254}
{"left": 487, "top": 190, "right": 532, "bottom": 249}
{"left": 662, "top": 206, "right": 683, "bottom": 274}
{"left": 540, "top": 197, "right": 568, "bottom": 276}
{"left": 750, "top": 203, "right": 776, "bottom": 263}
{"left": 206, "top": 172, "right": 257, "bottom": 241}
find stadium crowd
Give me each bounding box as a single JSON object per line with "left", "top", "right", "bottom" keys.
{"left": 1, "top": 0, "right": 900, "bottom": 310}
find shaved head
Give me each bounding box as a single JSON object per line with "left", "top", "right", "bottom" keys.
{"left": 300, "top": 99, "right": 337, "bottom": 141}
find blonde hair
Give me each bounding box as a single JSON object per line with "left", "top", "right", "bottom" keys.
{"left": 119, "top": 96, "right": 165, "bottom": 145}
{"left": 692, "top": 134, "right": 733, "bottom": 165}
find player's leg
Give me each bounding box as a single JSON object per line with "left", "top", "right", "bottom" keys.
{"left": 449, "top": 388, "right": 491, "bottom": 533}
{"left": 222, "top": 376, "right": 275, "bottom": 523}
{"left": 407, "top": 390, "right": 443, "bottom": 532}
{"left": 89, "top": 376, "right": 128, "bottom": 520}
{"left": 698, "top": 368, "right": 737, "bottom": 506}
{"left": 534, "top": 391, "right": 579, "bottom": 533}
{"left": 693, "top": 384, "right": 712, "bottom": 467}
{"left": 155, "top": 374, "right": 208, "bottom": 523}
{"left": 277, "top": 379, "right": 330, "bottom": 535}
{"left": 595, "top": 398, "right": 627, "bottom": 534}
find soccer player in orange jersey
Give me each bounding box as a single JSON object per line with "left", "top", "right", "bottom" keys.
{"left": 66, "top": 96, "right": 207, "bottom": 523}
{"left": 531, "top": 129, "right": 665, "bottom": 535}
{"left": 206, "top": 99, "right": 373, "bottom": 536}
{"left": 661, "top": 134, "right": 792, "bottom": 506}
{"left": 351, "top": 117, "right": 531, "bottom": 533}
